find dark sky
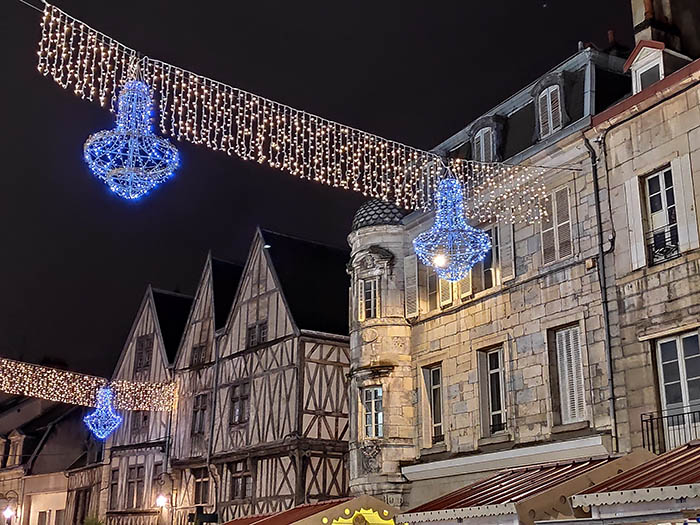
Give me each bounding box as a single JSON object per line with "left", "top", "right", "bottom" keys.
{"left": 0, "top": 0, "right": 633, "bottom": 377}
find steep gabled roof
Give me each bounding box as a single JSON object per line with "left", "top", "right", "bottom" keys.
{"left": 211, "top": 258, "right": 244, "bottom": 330}
{"left": 260, "top": 230, "right": 350, "bottom": 336}
{"left": 151, "top": 289, "right": 193, "bottom": 364}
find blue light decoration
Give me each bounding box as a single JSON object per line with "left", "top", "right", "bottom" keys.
{"left": 413, "top": 175, "right": 492, "bottom": 282}
{"left": 83, "top": 79, "right": 179, "bottom": 199}
{"left": 83, "top": 386, "right": 122, "bottom": 440}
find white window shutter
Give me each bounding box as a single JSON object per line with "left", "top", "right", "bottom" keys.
{"left": 550, "top": 86, "right": 562, "bottom": 131}
{"left": 541, "top": 196, "right": 556, "bottom": 264}
{"left": 483, "top": 128, "right": 493, "bottom": 163}
{"left": 459, "top": 270, "right": 472, "bottom": 299}
{"left": 473, "top": 134, "right": 482, "bottom": 162}
{"left": 557, "top": 326, "right": 586, "bottom": 424}
{"left": 357, "top": 279, "right": 365, "bottom": 322}
{"left": 625, "top": 177, "right": 646, "bottom": 270}
{"left": 672, "top": 155, "right": 700, "bottom": 252}
{"left": 439, "top": 279, "right": 453, "bottom": 307}
{"left": 538, "top": 91, "right": 550, "bottom": 138}
{"left": 499, "top": 223, "right": 515, "bottom": 281}
{"left": 555, "top": 187, "right": 572, "bottom": 259}
{"left": 404, "top": 255, "right": 419, "bottom": 318}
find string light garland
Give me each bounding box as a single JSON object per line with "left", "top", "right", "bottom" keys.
{"left": 83, "top": 386, "right": 122, "bottom": 439}
{"left": 35, "top": 2, "right": 550, "bottom": 222}
{"left": 414, "top": 175, "right": 492, "bottom": 282}
{"left": 84, "top": 76, "right": 179, "bottom": 199}
{"left": 0, "top": 358, "right": 176, "bottom": 411}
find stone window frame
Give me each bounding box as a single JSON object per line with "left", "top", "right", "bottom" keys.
{"left": 361, "top": 385, "right": 384, "bottom": 439}
{"left": 530, "top": 72, "right": 571, "bottom": 142}
{"left": 477, "top": 345, "right": 507, "bottom": 438}
{"left": 543, "top": 316, "right": 591, "bottom": 429}
{"left": 423, "top": 363, "right": 444, "bottom": 445}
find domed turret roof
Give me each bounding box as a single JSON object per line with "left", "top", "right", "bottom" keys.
{"left": 351, "top": 199, "right": 407, "bottom": 231}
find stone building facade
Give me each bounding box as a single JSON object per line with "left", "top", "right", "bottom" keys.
{"left": 346, "top": 0, "right": 700, "bottom": 511}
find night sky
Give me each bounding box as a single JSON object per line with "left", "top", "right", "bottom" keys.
{"left": 0, "top": 1, "right": 633, "bottom": 376}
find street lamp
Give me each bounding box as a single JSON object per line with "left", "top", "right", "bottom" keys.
{"left": 155, "top": 494, "right": 168, "bottom": 508}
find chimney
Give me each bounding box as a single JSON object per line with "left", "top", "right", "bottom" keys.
{"left": 630, "top": 0, "right": 700, "bottom": 58}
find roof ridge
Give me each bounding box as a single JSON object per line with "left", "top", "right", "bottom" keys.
{"left": 151, "top": 288, "right": 193, "bottom": 300}
{"left": 211, "top": 256, "right": 245, "bottom": 267}
{"left": 260, "top": 229, "right": 349, "bottom": 253}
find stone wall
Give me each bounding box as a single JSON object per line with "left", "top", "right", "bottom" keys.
{"left": 595, "top": 82, "right": 700, "bottom": 453}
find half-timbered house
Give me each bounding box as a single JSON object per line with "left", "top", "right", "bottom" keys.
{"left": 171, "top": 230, "right": 351, "bottom": 524}
{"left": 103, "top": 286, "right": 192, "bottom": 525}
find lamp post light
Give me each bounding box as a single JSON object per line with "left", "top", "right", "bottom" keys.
{"left": 0, "top": 491, "right": 18, "bottom": 525}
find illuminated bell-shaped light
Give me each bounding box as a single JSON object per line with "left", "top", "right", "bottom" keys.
{"left": 83, "top": 386, "right": 122, "bottom": 439}
{"left": 83, "top": 80, "right": 179, "bottom": 200}
{"left": 3, "top": 507, "right": 14, "bottom": 519}
{"left": 413, "top": 177, "right": 491, "bottom": 282}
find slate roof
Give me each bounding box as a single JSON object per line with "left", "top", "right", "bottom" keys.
{"left": 260, "top": 230, "right": 350, "bottom": 336}
{"left": 351, "top": 198, "right": 407, "bottom": 231}
{"left": 151, "top": 289, "right": 193, "bottom": 364}
{"left": 211, "top": 258, "right": 244, "bottom": 330}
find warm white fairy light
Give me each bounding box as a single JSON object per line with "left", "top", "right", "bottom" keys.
{"left": 36, "top": 2, "right": 549, "bottom": 221}
{"left": 0, "top": 358, "right": 175, "bottom": 412}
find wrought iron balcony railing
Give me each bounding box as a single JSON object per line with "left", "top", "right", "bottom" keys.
{"left": 646, "top": 224, "right": 680, "bottom": 266}
{"left": 641, "top": 406, "right": 700, "bottom": 454}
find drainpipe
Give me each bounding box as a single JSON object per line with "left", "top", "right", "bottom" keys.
{"left": 584, "top": 137, "right": 619, "bottom": 453}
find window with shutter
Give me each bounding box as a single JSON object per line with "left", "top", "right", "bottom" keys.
{"left": 403, "top": 255, "right": 419, "bottom": 318}
{"left": 499, "top": 223, "right": 515, "bottom": 281}
{"left": 555, "top": 187, "right": 572, "bottom": 258}
{"left": 472, "top": 127, "right": 493, "bottom": 163}
{"left": 538, "top": 91, "right": 550, "bottom": 138}
{"left": 459, "top": 271, "right": 472, "bottom": 299}
{"left": 550, "top": 86, "right": 562, "bottom": 131}
{"left": 555, "top": 326, "right": 586, "bottom": 424}
{"left": 538, "top": 85, "right": 563, "bottom": 139}
{"left": 438, "top": 279, "right": 453, "bottom": 307}
{"left": 541, "top": 187, "right": 573, "bottom": 264}
{"left": 541, "top": 196, "right": 556, "bottom": 264}
{"left": 357, "top": 279, "right": 365, "bottom": 322}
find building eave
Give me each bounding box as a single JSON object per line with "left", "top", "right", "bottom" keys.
{"left": 571, "top": 483, "right": 700, "bottom": 507}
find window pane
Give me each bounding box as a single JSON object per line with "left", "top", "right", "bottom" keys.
{"left": 663, "top": 362, "right": 681, "bottom": 382}
{"left": 666, "top": 188, "right": 675, "bottom": 206}
{"left": 431, "top": 368, "right": 441, "bottom": 386}
{"left": 660, "top": 340, "right": 678, "bottom": 362}
{"left": 488, "top": 351, "right": 500, "bottom": 371}
{"left": 689, "top": 379, "right": 700, "bottom": 402}
{"left": 432, "top": 391, "right": 442, "bottom": 425}
{"left": 648, "top": 174, "right": 660, "bottom": 194}
{"left": 640, "top": 65, "right": 661, "bottom": 89}
{"left": 686, "top": 357, "right": 700, "bottom": 380}
{"left": 650, "top": 194, "right": 663, "bottom": 213}
{"left": 665, "top": 383, "right": 683, "bottom": 405}
{"left": 683, "top": 335, "right": 700, "bottom": 357}
{"left": 663, "top": 170, "right": 673, "bottom": 188}
{"left": 490, "top": 373, "right": 502, "bottom": 412}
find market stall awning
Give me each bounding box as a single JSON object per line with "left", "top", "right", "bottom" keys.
{"left": 571, "top": 440, "right": 700, "bottom": 509}
{"left": 398, "top": 450, "right": 653, "bottom": 525}
{"left": 224, "top": 495, "right": 397, "bottom": 525}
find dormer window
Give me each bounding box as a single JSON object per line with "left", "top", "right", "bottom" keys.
{"left": 472, "top": 127, "right": 493, "bottom": 162}
{"left": 538, "top": 85, "right": 563, "bottom": 139}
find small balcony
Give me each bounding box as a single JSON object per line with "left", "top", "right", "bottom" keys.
{"left": 641, "top": 406, "right": 700, "bottom": 454}
{"left": 646, "top": 224, "right": 679, "bottom": 266}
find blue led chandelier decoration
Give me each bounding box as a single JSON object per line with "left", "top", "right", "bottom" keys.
{"left": 83, "top": 386, "right": 123, "bottom": 439}
{"left": 413, "top": 169, "right": 492, "bottom": 282}
{"left": 83, "top": 66, "right": 179, "bottom": 200}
